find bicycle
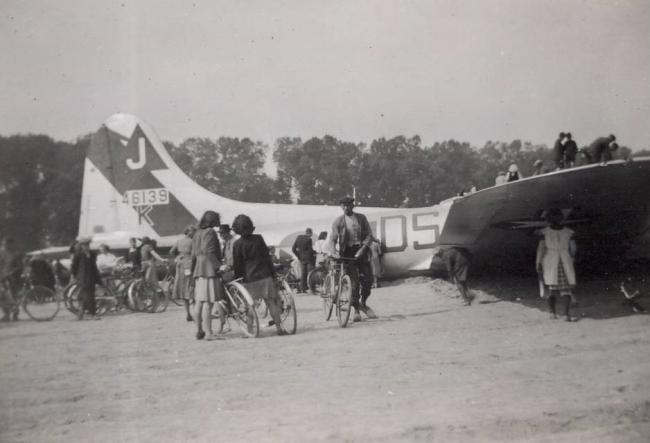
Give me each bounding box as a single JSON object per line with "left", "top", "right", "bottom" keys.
{"left": 0, "top": 274, "right": 60, "bottom": 321}
{"left": 275, "top": 271, "right": 298, "bottom": 335}
{"left": 321, "top": 256, "right": 354, "bottom": 328}
{"left": 216, "top": 278, "right": 260, "bottom": 338}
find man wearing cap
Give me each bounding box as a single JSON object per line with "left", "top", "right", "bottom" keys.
{"left": 292, "top": 228, "right": 315, "bottom": 293}
{"left": 329, "top": 196, "right": 377, "bottom": 322}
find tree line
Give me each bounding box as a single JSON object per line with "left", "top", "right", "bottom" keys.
{"left": 1, "top": 132, "right": 643, "bottom": 252}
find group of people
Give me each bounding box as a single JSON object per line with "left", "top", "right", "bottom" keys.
{"left": 495, "top": 133, "right": 621, "bottom": 185}
{"left": 291, "top": 224, "right": 384, "bottom": 294}
{"left": 436, "top": 206, "right": 579, "bottom": 321}
{"left": 553, "top": 132, "right": 619, "bottom": 169}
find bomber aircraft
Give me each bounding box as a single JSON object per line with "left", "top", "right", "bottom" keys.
{"left": 32, "top": 114, "right": 650, "bottom": 277}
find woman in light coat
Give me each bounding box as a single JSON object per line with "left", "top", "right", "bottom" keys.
{"left": 537, "top": 208, "right": 577, "bottom": 321}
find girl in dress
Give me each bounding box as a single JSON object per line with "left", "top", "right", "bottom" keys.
{"left": 537, "top": 208, "right": 577, "bottom": 321}
{"left": 191, "top": 211, "right": 225, "bottom": 340}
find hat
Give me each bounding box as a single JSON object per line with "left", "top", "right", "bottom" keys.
{"left": 218, "top": 224, "right": 231, "bottom": 234}
{"left": 339, "top": 196, "right": 355, "bottom": 204}
{"left": 508, "top": 164, "right": 519, "bottom": 173}
{"left": 534, "top": 159, "right": 543, "bottom": 167}
{"left": 76, "top": 236, "right": 92, "bottom": 244}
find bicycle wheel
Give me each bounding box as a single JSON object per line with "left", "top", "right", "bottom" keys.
{"left": 22, "top": 286, "right": 60, "bottom": 321}
{"left": 152, "top": 284, "right": 169, "bottom": 313}
{"left": 62, "top": 283, "right": 80, "bottom": 314}
{"left": 279, "top": 280, "right": 297, "bottom": 334}
{"left": 226, "top": 281, "right": 259, "bottom": 338}
{"left": 94, "top": 285, "right": 114, "bottom": 316}
{"left": 322, "top": 273, "right": 334, "bottom": 321}
{"left": 128, "top": 280, "right": 157, "bottom": 312}
{"left": 307, "top": 268, "right": 324, "bottom": 294}
{"left": 336, "top": 274, "right": 353, "bottom": 328}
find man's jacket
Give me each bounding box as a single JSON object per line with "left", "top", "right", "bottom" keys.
{"left": 329, "top": 212, "right": 373, "bottom": 254}
{"left": 292, "top": 234, "right": 314, "bottom": 263}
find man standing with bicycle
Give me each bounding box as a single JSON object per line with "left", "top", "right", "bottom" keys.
{"left": 329, "top": 196, "right": 377, "bottom": 322}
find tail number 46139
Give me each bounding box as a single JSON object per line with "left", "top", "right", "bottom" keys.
{"left": 122, "top": 188, "right": 169, "bottom": 206}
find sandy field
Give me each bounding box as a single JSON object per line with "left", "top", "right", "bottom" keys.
{"left": 1, "top": 277, "right": 649, "bottom": 443}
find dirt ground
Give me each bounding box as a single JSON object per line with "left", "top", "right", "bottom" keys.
{"left": 1, "top": 277, "right": 649, "bottom": 443}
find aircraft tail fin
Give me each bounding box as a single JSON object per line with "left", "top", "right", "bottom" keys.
{"left": 78, "top": 114, "right": 201, "bottom": 239}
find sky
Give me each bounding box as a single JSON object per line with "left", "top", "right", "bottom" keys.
{"left": 1, "top": 0, "right": 649, "bottom": 150}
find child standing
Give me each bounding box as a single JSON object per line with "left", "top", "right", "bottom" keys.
{"left": 537, "top": 208, "right": 577, "bottom": 321}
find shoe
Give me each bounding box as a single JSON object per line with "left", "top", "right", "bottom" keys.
{"left": 276, "top": 329, "right": 287, "bottom": 336}
{"left": 196, "top": 330, "right": 205, "bottom": 340}
{"left": 186, "top": 314, "right": 193, "bottom": 322}
{"left": 363, "top": 305, "right": 377, "bottom": 319}
{"left": 353, "top": 310, "right": 362, "bottom": 322}
{"left": 92, "top": 315, "right": 102, "bottom": 320}
{"left": 268, "top": 320, "right": 275, "bottom": 327}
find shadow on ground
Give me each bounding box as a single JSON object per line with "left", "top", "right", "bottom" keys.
{"left": 471, "top": 274, "right": 649, "bottom": 320}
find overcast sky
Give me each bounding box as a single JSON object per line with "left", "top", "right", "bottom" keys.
{"left": 1, "top": 0, "right": 649, "bottom": 150}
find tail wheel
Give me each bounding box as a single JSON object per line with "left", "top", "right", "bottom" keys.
{"left": 336, "top": 274, "right": 352, "bottom": 328}
{"left": 279, "top": 280, "right": 298, "bottom": 334}
{"left": 322, "top": 274, "right": 334, "bottom": 321}
{"left": 227, "top": 282, "right": 259, "bottom": 338}
{"left": 22, "top": 286, "right": 60, "bottom": 321}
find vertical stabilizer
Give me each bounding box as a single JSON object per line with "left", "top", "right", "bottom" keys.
{"left": 78, "top": 114, "right": 198, "bottom": 239}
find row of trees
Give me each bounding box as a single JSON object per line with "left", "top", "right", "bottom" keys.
{"left": 1, "top": 132, "right": 642, "bottom": 252}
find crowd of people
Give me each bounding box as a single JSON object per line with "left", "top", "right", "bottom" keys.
{"left": 493, "top": 133, "right": 621, "bottom": 186}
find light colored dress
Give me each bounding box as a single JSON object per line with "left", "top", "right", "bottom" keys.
{"left": 540, "top": 227, "right": 576, "bottom": 290}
